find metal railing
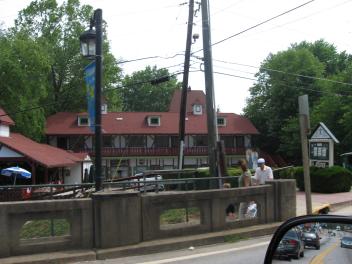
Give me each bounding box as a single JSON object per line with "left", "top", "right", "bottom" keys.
{"left": 0, "top": 166, "right": 294, "bottom": 201}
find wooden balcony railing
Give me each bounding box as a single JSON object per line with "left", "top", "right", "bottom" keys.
{"left": 79, "top": 147, "right": 246, "bottom": 157}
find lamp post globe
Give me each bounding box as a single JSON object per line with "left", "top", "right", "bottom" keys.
{"left": 79, "top": 28, "right": 96, "bottom": 59}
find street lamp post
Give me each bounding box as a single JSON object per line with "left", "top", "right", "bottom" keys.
{"left": 80, "top": 9, "right": 103, "bottom": 191}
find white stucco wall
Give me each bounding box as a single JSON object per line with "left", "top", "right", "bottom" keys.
{"left": 0, "top": 125, "right": 10, "bottom": 137}
{"left": 64, "top": 164, "right": 82, "bottom": 184}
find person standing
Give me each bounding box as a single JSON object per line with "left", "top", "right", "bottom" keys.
{"left": 238, "top": 160, "right": 252, "bottom": 219}
{"left": 253, "top": 158, "right": 273, "bottom": 185}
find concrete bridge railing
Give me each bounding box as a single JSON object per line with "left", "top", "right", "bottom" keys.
{"left": 0, "top": 179, "right": 296, "bottom": 258}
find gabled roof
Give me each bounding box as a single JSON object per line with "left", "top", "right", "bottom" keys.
{"left": 310, "top": 122, "right": 339, "bottom": 143}
{"left": 0, "top": 133, "right": 81, "bottom": 168}
{"left": 46, "top": 112, "right": 259, "bottom": 135}
{"left": 168, "top": 89, "right": 206, "bottom": 113}
{"left": 0, "top": 108, "right": 15, "bottom": 126}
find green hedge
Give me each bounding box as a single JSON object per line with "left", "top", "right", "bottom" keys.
{"left": 276, "top": 166, "right": 352, "bottom": 193}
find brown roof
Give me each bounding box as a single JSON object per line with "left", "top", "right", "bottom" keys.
{"left": 0, "top": 108, "right": 15, "bottom": 125}
{"left": 46, "top": 112, "right": 259, "bottom": 135}
{"left": 0, "top": 133, "right": 81, "bottom": 168}
{"left": 168, "top": 89, "right": 206, "bottom": 113}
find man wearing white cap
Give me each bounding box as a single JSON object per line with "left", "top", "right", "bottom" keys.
{"left": 253, "top": 158, "right": 273, "bottom": 185}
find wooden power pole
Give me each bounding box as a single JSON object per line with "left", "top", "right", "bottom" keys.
{"left": 178, "top": 0, "right": 195, "bottom": 169}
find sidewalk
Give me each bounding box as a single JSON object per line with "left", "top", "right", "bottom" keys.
{"left": 296, "top": 190, "right": 352, "bottom": 215}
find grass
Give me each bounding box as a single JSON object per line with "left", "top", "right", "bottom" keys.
{"left": 20, "top": 219, "right": 70, "bottom": 239}
{"left": 160, "top": 207, "right": 200, "bottom": 225}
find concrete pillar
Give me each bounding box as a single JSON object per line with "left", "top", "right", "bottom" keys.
{"left": 267, "top": 179, "right": 296, "bottom": 221}
{"left": 92, "top": 191, "right": 141, "bottom": 248}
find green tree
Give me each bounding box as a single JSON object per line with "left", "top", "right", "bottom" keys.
{"left": 244, "top": 45, "right": 325, "bottom": 159}
{"left": 121, "top": 66, "right": 180, "bottom": 112}
{"left": 0, "top": 32, "right": 50, "bottom": 140}
{"left": 14, "top": 0, "right": 122, "bottom": 113}
{"left": 243, "top": 40, "right": 352, "bottom": 162}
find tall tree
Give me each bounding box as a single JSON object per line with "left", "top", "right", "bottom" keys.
{"left": 243, "top": 40, "right": 352, "bottom": 162}
{"left": 121, "top": 66, "right": 180, "bottom": 112}
{"left": 13, "top": 0, "right": 122, "bottom": 112}
{"left": 0, "top": 32, "right": 50, "bottom": 140}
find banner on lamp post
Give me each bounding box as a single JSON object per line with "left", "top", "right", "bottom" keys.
{"left": 84, "top": 61, "right": 96, "bottom": 132}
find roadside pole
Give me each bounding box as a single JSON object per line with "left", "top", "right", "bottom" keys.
{"left": 178, "top": 0, "right": 195, "bottom": 170}
{"left": 298, "top": 95, "right": 312, "bottom": 214}
{"left": 201, "top": 0, "right": 222, "bottom": 188}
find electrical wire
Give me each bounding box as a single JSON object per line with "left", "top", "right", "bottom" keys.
{"left": 210, "top": 58, "right": 352, "bottom": 87}
{"left": 192, "top": 0, "right": 315, "bottom": 54}
{"left": 211, "top": 70, "right": 352, "bottom": 96}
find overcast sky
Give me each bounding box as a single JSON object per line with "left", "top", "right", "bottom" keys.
{"left": 1, "top": 0, "right": 352, "bottom": 114}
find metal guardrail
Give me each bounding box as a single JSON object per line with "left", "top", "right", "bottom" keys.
{"left": 0, "top": 166, "right": 294, "bottom": 201}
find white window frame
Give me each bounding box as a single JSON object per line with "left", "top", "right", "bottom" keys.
{"left": 78, "top": 116, "right": 90, "bottom": 126}
{"left": 217, "top": 117, "right": 226, "bottom": 126}
{"left": 193, "top": 104, "right": 202, "bottom": 115}
{"left": 147, "top": 116, "right": 161, "bottom": 126}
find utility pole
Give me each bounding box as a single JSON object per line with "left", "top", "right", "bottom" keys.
{"left": 178, "top": 0, "right": 195, "bottom": 170}
{"left": 201, "top": 0, "right": 220, "bottom": 186}
{"left": 299, "top": 95, "right": 312, "bottom": 214}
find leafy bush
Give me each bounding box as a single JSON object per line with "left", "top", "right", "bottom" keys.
{"left": 293, "top": 166, "right": 352, "bottom": 193}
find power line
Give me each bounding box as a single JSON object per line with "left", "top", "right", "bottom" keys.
{"left": 211, "top": 70, "right": 352, "bottom": 96}
{"left": 192, "top": 0, "right": 315, "bottom": 54}
{"left": 118, "top": 53, "right": 185, "bottom": 64}
{"left": 211, "top": 58, "right": 352, "bottom": 87}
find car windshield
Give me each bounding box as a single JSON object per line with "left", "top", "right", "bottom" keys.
{"left": 342, "top": 237, "right": 352, "bottom": 241}
{"left": 284, "top": 230, "right": 298, "bottom": 239}
{"left": 303, "top": 232, "right": 317, "bottom": 238}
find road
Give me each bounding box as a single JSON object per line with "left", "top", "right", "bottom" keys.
{"left": 76, "top": 207, "right": 352, "bottom": 264}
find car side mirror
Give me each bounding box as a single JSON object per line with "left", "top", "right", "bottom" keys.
{"left": 264, "top": 215, "right": 352, "bottom": 263}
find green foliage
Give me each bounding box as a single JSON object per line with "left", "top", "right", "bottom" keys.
{"left": 121, "top": 66, "right": 180, "bottom": 112}
{"left": 244, "top": 39, "right": 352, "bottom": 163}
{"left": 0, "top": 0, "right": 122, "bottom": 140}
{"left": 292, "top": 166, "right": 352, "bottom": 193}
{"left": 160, "top": 207, "right": 200, "bottom": 225}
{"left": 0, "top": 33, "right": 50, "bottom": 140}
{"left": 20, "top": 219, "right": 70, "bottom": 239}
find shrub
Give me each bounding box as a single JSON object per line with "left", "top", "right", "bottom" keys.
{"left": 293, "top": 166, "right": 352, "bottom": 193}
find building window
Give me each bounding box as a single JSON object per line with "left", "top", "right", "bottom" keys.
{"left": 154, "top": 135, "right": 169, "bottom": 148}
{"left": 193, "top": 104, "right": 202, "bottom": 115}
{"left": 193, "top": 135, "right": 208, "bottom": 147}
{"left": 68, "top": 136, "right": 85, "bottom": 150}
{"left": 220, "top": 135, "right": 234, "bottom": 148}
{"left": 126, "top": 135, "right": 145, "bottom": 147}
{"left": 217, "top": 117, "right": 226, "bottom": 126}
{"left": 235, "top": 136, "right": 245, "bottom": 148}
{"left": 171, "top": 136, "right": 178, "bottom": 148}
{"left": 77, "top": 116, "right": 89, "bottom": 126}
{"left": 147, "top": 116, "right": 160, "bottom": 126}
{"left": 103, "top": 136, "right": 114, "bottom": 147}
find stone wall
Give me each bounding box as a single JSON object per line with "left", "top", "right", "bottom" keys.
{"left": 0, "top": 180, "right": 296, "bottom": 258}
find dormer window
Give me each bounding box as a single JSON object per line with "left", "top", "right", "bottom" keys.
{"left": 78, "top": 116, "right": 89, "bottom": 126}
{"left": 147, "top": 116, "right": 160, "bottom": 126}
{"left": 193, "top": 104, "right": 202, "bottom": 115}
{"left": 217, "top": 117, "right": 226, "bottom": 126}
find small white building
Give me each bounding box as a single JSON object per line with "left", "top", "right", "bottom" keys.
{"left": 0, "top": 108, "right": 92, "bottom": 184}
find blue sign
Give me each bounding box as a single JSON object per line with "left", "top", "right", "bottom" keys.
{"left": 84, "top": 61, "right": 96, "bottom": 132}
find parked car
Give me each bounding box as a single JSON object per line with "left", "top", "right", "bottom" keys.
{"left": 274, "top": 228, "right": 305, "bottom": 260}
{"left": 131, "top": 174, "right": 164, "bottom": 192}
{"left": 302, "top": 231, "right": 320, "bottom": 249}
{"left": 341, "top": 236, "right": 352, "bottom": 249}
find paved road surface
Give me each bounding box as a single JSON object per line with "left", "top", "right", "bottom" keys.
{"left": 77, "top": 206, "right": 352, "bottom": 264}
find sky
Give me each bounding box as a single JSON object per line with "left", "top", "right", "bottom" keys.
{"left": 1, "top": 0, "right": 352, "bottom": 114}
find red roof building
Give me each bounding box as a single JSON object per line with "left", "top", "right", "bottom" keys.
{"left": 0, "top": 109, "right": 91, "bottom": 185}
{"left": 45, "top": 89, "right": 259, "bottom": 178}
